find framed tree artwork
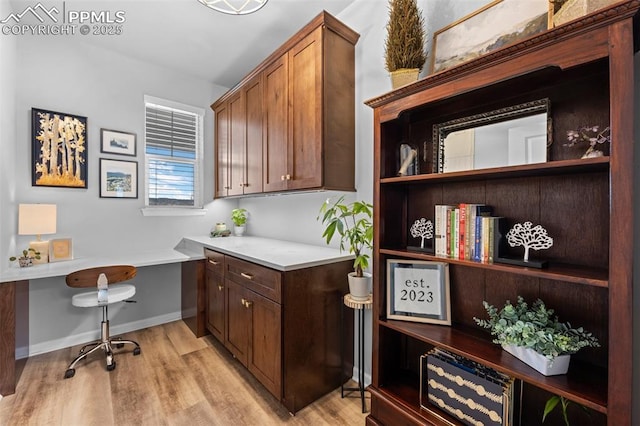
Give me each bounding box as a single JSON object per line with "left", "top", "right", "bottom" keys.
{"left": 31, "top": 108, "right": 88, "bottom": 188}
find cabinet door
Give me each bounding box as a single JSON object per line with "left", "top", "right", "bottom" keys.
{"left": 214, "top": 103, "right": 229, "bottom": 198}
{"left": 205, "top": 271, "right": 225, "bottom": 343}
{"left": 247, "top": 291, "right": 282, "bottom": 398}
{"left": 228, "top": 92, "right": 245, "bottom": 197}
{"left": 225, "top": 279, "right": 250, "bottom": 366}
{"left": 288, "top": 27, "right": 323, "bottom": 190}
{"left": 263, "top": 55, "right": 289, "bottom": 192}
{"left": 244, "top": 76, "right": 264, "bottom": 194}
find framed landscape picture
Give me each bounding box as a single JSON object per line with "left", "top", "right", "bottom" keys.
{"left": 32, "top": 108, "right": 88, "bottom": 188}
{"left": 99, "top": 158, "right": 138, "bottom": 198}
{"left": 430, "top": 0, "right": 549, "bottom": 74}
{"left": 100, "top": 128, "right": 136, "bottom": 156}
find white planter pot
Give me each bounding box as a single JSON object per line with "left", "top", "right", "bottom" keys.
{"left": 502, "top": 344, "right": 570, "bottom": 376}
{"left": 234, "top": 225, "right": 245, "bottom": 236}
{"left": 347, "top": 272, "right": 371, "bottom": 301}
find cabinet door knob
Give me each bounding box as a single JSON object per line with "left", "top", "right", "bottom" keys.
{"left": 241, "top": 298, "right": 247, "bottom": 306}
{"left": 281, "top": 175, "right": 285, "bottom": 181}
{"left": 218, "top": 285, "right": 223, "bottom": 291}
{"left": 244, "top": 300, "right": 253, "bottom": 309}
{"left": 286, "top": 174, "right": 291, "bottom": 180}
{"left": 208, "top": 259, "right": 219, "bottom": 265}
{"left": 240, "top": 272, "right": 254, "bottom": 280}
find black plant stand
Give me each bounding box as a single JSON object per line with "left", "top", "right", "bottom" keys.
{"left": 341, "top": 293, "right": 372, "bottom": 413}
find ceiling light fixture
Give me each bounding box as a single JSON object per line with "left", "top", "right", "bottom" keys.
{"left": 198, "top": 0, "right": 269, "bottom": 15}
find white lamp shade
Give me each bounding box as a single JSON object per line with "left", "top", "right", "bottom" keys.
{"left": 18, "top": 204, "right": 57, "bottom": 236}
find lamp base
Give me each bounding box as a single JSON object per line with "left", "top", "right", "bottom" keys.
{"left": 29, "top": 240, "right": 49, "bottom": 264}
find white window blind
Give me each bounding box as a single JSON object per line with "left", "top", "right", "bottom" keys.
{"left": 144, "top": 97, "right": 204, "bottom": 208}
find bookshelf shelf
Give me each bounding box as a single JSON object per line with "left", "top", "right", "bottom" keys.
{"left": 379, "top": 248, "right": 609, "bottom": 288}
{"left": 366, "top": 3, "right": 636, "bottom": 425}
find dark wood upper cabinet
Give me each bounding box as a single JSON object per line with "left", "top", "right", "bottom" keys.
{"left": 211, "top": 11, "right": 359, "bottom": 198}
{"left": 365, "top": 2, "right": 638, "bottom": 425}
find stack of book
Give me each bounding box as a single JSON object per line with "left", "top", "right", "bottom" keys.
{"left": 434, "top": 204, "right": 507, "bottom": 263}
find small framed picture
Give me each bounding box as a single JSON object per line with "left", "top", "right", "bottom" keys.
{"left": 50, "top": 238, "right": 73, "bottom": 262}
{"left": 387, "top": 259, "right": 451, "bottom": 325}
{"left": 100, "top": 158, "right": 138, "bottom": 198}
{"left": 100, "top": 129, "right": 136, "bottom": 156}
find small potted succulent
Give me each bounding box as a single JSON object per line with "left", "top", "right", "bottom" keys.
{"left": 231, "top": 208, "right": 248, "bottom": 236}
{"left": 9, "top": 248, "right": 41, "bottom": 267}
{"left": 318, "top": 196, "right": 373, "bottom": 300}
{"left": 474, "top": 296, "right": 600, "bottom": 376}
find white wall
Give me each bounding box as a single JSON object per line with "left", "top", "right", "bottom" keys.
{"left": 8, "top": 35, "right": 237, "bottom": 355}
{"left": 0, "top": 0, "right": 17, "bottom": 266}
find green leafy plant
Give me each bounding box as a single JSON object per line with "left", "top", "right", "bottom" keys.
{"left": 384, "top": 0, "right": 427, "bottom": 72}
{"left": 474, "top": 296, "right": 600, "bottom": 359}
{"left": 543, "top": 394, "right": 591, "bottom": 426}
{"left": 9, "top": 248, "right": 41, "bottom": 262}
{"left": 318, "top": 196, "right": 373, "bottom": 277}
{"left": 231, "top": 208, "right": 247, "bottom": 226}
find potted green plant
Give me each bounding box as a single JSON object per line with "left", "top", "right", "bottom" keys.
{"left": 384, "top": 0, "right": 427, "bottom": 89}
{"left": 9, "top": 248, "right": 41, "bottom": 268}
{"left": 231, "top": 208, "right": 247, "bottom": 236}
{"left": 318, "top": 196, "right": 373, "bottom": 300}
{"left": 474, "top": 296, "right": 599, "bottom": 376}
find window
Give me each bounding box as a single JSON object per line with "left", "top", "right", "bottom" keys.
{"left": 144, "top": 96, "right": 204, "bottom": 208}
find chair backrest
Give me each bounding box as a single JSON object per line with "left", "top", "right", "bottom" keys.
{"left": 66, "top": 265, "right": 137, "bottom": 288}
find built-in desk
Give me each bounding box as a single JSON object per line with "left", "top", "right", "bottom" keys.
{"left": 0, "top": 245, "right": 204, "bottom": 396}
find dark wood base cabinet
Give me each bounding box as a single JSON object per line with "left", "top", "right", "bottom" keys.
{"left": 365, "top": 3, "right": 638, "bottom": 425}
{"left": 204, "top": 248, "right": 353, "bottom": 414}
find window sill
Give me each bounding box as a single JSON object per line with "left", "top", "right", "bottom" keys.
{"left": 141, "top": 207, "right": 207, "bottom": 217}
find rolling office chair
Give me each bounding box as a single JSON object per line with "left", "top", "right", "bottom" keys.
{"left": 64, "top": 265, "right": 141, "bottom": 379}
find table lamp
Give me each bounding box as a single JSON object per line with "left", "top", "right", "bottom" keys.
{"left": 18, "top": 204, "right": 57, "bottom": 264}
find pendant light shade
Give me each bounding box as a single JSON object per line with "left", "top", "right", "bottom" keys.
{"left": 198, "top": 0, "right": 269, "bottom": 15}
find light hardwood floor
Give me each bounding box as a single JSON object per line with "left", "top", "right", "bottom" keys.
{"left": 0, "top": 321, "right": 368, "bottom": 425}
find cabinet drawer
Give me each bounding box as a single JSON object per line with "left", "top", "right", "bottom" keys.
{"left": 204, "top": 249, "right": 225, "bottom": 275}
{"left": 226, "top": 256, "right": 282, "bottom": 303}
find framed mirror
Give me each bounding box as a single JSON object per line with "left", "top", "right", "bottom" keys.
{"left": 433, "top": 99, "right": 551, "bottom": 173}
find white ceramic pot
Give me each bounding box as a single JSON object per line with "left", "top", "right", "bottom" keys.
{"left": 502, "top": 344, "right": 570, "bottom": 376}
{"left": 234, "top": 225, "right": 245, "bottom": 236}
{"left": 347, "top": 272, "right": 371, "bottom": 301}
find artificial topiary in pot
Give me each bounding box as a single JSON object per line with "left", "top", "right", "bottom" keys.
{"left": 384, "top": 0, "right": 427, "bottom": 89}
{"left": 474, "top": 296, "right": 600, "bottom": 376}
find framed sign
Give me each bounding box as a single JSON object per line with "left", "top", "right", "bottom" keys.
{"left": 387, "top": 259, "right": 451, "bottom": 325}
{"left": 50, "top": 238, "right": 73, "bottom": 262}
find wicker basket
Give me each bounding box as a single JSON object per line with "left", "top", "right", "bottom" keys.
{"left": 390, "top": 68, "right": 419, "bottom": 89}
{"left": 553, "top": 0, "right": 618, "bottom": 27}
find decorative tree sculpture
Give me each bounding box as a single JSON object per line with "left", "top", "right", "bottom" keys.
{"left": 506, "top": 222, "right": 553, "bottom": 261}
{"left": 410, "top": 218, "right": 433, "bottom": 249}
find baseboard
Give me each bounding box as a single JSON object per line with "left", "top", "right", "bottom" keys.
{"left": 351, "top": 366, "right": 372, "bottom": 387}
{"left": 18, "top": 311, "right": 182, "bottom": 359}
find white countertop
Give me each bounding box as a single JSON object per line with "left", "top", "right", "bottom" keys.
{"left": 181, "top": 235, "right": 354, "bottom": 271}
{"left": 0, "top": 246, "right": 204, "bottom": 283}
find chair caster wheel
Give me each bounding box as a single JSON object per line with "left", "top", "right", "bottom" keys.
{"left": 64, "top": 369, "right": 75, "bottom": 379}
{"left": 133, "top": 347, "right": 141, "bottom": 356}
{"left": 115, "top": 343, "right": 124, "bottom": 349}
{"left": 107, "top": 361, "right": 116, "bottom": 371}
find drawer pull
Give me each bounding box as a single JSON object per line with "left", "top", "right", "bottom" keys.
{"left": 240, "top": 272, "right": 254, "bottom": 280}
{"left": 218, "top": 285, "right": 224, "bottom": 291}
{"left": 208, "top": 259, "right": 219, "bottom": 265}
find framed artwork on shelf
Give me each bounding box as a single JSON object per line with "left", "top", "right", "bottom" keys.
{"left": 49, "top": 238, "right": 73, "bottom": 262}
{"left": 430, "top": 0, "right": 549, "bottom": 74}
{"left": 100, "top": 128, "right": 136, "bottom": 156}
{"left": 99, "top": 158, "right": 138, "bottom": 198}
{"left": 31, "top": 108, "right": 88, "bottom": 188}
{"left": 387, "top": 259, "right": 451, "bottom": 325}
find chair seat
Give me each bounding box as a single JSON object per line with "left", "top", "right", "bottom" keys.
{"left": 72, "top": 284, "right": 136, "bottom": 308}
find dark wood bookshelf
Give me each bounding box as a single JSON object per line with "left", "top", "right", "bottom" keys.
{"left": 379, "top": 248, "right": 609, "bottom": 288}
{"left": 365, "top": 3, "right": 637, "bottom": 425}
